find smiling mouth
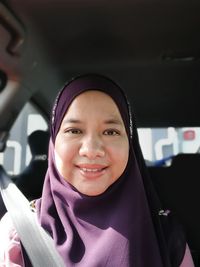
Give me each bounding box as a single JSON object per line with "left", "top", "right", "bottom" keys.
{"left": 77, "top": 165, "right": 107, "bottom": 178}
{"left": 80, "top": 167, "right": 105, "bottom": 172}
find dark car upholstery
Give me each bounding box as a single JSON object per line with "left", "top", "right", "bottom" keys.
{"left": 149, "top": 153, "right": 200, "bottom": 266}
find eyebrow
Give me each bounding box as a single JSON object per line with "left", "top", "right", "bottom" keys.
{"left": 62, "top": 117, "right": 123, "bottom": 126}
{"left": 62, "top": 119, "right": 82, "bottom": 124}
{"left": 104, "top": 118, "right": 123, "bottom": 125}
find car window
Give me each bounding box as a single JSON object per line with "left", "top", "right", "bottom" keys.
{"left": 2, "top": 103, "right": 199, "bottom": 174}
{"left": 138, "top": 127, "right": 200, "bottom": 166}
{"left": 0, "top": 102, "right": 48, "bottom": 175}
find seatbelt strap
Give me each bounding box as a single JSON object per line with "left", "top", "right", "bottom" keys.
{"left": 0, "top": 166, "right": 65, "bottom": 267}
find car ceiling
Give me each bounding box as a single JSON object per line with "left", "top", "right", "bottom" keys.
{"left": 1, "top": 0, "right": 200, "bottom": 129}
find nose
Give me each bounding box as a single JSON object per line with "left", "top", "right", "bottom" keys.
{"left": 79, "top": 135, "right": 105, "bottom": 159}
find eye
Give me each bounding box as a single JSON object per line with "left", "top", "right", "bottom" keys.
{"left": 103, "top": 129, "right": 120, "bottom": 136}
{"left": 65, "top": 128, "right": 82, "bottom": 134}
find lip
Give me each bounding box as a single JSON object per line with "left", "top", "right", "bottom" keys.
{"left": 76, "top": 163, "right": 108, "bottom": 179}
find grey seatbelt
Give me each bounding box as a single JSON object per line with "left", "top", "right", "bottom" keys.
{"left": 0, "top": 166, "right": 65, "bottom": 267}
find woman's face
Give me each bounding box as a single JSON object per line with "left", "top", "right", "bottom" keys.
{"left": 55, "top": 90, "right": 129, "bottom": 196}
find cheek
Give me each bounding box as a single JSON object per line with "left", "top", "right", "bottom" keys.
{"left": 54, "top": 150, "right": 63, "bottom": 172}
{"left": 54, "top": 140, "right": 75, "bottom": 174}
{"left": 109, "top": 141, "right": 129, "bottom": 173}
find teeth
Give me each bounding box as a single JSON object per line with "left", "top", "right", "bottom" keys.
{"left": 81, "top": 168, "right": 101, "bottom": 172}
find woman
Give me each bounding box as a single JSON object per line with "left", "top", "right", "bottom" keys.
{"left": 0, "top": 74, "right": 194, "bottom": 266}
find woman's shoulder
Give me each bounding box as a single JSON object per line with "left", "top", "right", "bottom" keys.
{"left": 0, "top": 212, "right": 24, "bottom": 266}
{"left": 0, "top": 212, "right": 19, "bottom": 241}
{"left": 180, "top": 244, "right": 195, "bottom": 267}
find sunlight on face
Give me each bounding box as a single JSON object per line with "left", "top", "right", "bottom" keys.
{"left": 55, "top": 90, "right": 129, "bottom": 196}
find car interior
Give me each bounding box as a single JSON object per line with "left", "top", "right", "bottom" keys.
{"left": 0, "top": 0, "right": 200, "bottom": 265}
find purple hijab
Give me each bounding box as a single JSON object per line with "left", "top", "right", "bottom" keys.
{"left": 36, "top": 74, "right": 169, "bottom": 266}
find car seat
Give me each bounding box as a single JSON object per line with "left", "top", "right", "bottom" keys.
{"left": 148, "top": 153, "right": 200, "bottom": 266}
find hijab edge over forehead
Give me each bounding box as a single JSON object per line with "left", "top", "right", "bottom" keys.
{"left": 51, "top": 74, "right": 131, "bottom": 143}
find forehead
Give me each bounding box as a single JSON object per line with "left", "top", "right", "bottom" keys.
{"left": 75, "top": 89, "right": 114, "bottom": 100}
{"left": 63, "top": 90, "right": 123, "bottom": 121}
{"left": 69, "top": 90, "right": 119, "bottom": 111}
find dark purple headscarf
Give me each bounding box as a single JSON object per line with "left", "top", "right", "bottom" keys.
{"left": 36, "top": 74, "right": 181, "bottom": 266}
